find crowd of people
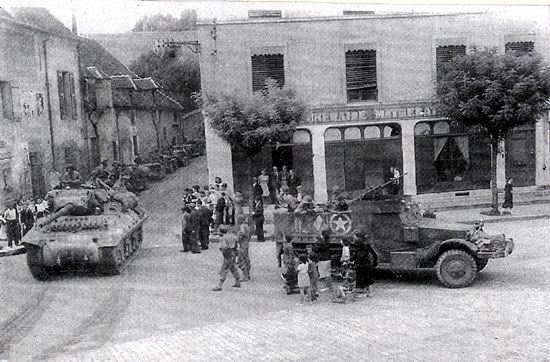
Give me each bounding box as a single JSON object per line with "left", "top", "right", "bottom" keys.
{"left": 0, "top": 196, "right": 50, "bottom": 249}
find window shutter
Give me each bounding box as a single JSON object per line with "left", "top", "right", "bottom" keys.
{"left": 505, "top": 41, "right": 534, "bottom": 56}
{"left": 11, "top": 86, "right": 22, "bottom": 120}
{"left": 436, "top": 45, "right": 466, "bottom": 76}
{"left": 57, "top": 71, "right": 66, "bottom": 119}
{"left": 1, "top": 82, "right": 13, "bottom": 119}
{"left": 345, "top": 49, "right": 377, "bottom": 101}
{"left": 69, "top": 72, "right": 78, "bottom": 119}
{"left": 251, "top": 54, "right": 285, "bottom": 92}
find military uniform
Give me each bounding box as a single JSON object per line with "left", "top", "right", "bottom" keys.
{"left": 198, "top": 205, "right": 212, "bottom": 250}
{"left": 181, "top": 209, "right": 191, "bottom": 252}
{"left": 212, "top": 227, "right": 241, "bottom": 291}
{"left": 237, "top": 223, "right": 251, "bottom": 281}
{"left": 189, "top": 207, "right": 201, "bottom": 253}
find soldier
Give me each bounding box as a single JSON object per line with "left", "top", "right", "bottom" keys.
{"left": 95, "top": 158, "right": 110, "bottom": 180}
{"left": 198, "top": 199, "right": 212, "bottom": 250}
{"left": 62, "top": 164, "right": 82, "bottom": 188}
{"left": 252, "top": 197, "right": 265, "bottom": 242}
{"left": 212, "top": 225, "right": 241, "bottom": 291}
{"left": 236, "top": 214, "right": 251, "bottom": 281}
{"left": 189, "top": 201, "right": 201, "bottom": 254}
{"left": 180, "top": 205, "right": 192, "bottom": 252}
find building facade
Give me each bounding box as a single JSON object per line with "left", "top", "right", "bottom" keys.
{"left": 197, "top": 12, "right": 550, "bottom": 205}
{"left": 0, "top": 9, "right": 84, "bottom": 205}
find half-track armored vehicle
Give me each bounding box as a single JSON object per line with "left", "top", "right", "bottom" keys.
{"left": 274, "top": 195, "right": 514, "bottom": 288}
{"left": 22, "top": 184, "right": 148, "bottom": 280}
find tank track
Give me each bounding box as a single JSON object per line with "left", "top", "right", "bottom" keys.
{"left": 24, "top": 226, "right": 144, "bottom": 280}
{"left": 99, "top": 226, "right": 143, "bottom": 275}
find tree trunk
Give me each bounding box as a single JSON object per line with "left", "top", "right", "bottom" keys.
{"left": 490, "top": 139, "right": 499, "bottom": 214}
{"left": 247, "top": 156, "right": 255, "bottom": 232}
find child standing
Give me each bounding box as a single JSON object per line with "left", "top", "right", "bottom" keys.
{"left": 340, "top": 239, "right": 351, "bottom": 267}
{"left": 306, "top": 245, "right": 319, "bottom": 301}
{"left": 296, "top": 254, "right": 312, "bottom": 306}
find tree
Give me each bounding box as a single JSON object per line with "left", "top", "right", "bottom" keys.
{"left": 129, "top": 50, "right": 200, "bottom": 111}
{"left": 436, "top": 47, "right": 550, "bottom": 213}
{"left": 131, "top": 10, "right": 197, "bottom": 32}
{"left": 202, "top": 80, "right": 306, "bottom": 221}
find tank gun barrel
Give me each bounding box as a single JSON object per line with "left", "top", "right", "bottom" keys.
{"left": 39, "top": 203, "right": 74, "bottom": 228}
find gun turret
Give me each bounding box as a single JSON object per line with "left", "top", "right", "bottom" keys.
{"left": 39, "top": 203, "right": 74, "bottom": 228}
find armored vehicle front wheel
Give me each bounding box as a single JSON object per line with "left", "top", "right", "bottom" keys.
{"left": 475, "top": 258, "right": 489, "bottom": 271}
{"left": 25, "top": 244, "right": 51, "bottom": 281}
{"left": 436, "top": 249, "right": 477, "bottom": 288}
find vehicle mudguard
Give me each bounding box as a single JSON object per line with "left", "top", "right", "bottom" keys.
{"left": 417, "top": 238, "right": 478, "bottom": 263}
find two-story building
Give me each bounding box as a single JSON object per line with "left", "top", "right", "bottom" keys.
{"left": 197, "top": 12, "right": 550, "bottom": 206}
{"left": 0, "top": 8, "right": 85, "bottom": 205}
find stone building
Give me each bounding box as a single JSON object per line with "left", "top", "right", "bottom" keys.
{"left": 79, "top": 38, "right": 184, "bottom": 168}
{"left": 0, "top": 8, "right": 85, "bottom": 205}
{"left": 197, "top": 11, "right": 550, "bottom": 206}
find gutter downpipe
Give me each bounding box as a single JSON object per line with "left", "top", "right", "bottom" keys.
{"left": 43, "top": 38, "right": 56, "bottom": 171}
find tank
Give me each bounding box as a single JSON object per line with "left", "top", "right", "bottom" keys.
{"left": 22, "top": 185, "right": 149, "bottom": 280}
{"left": 274, "top": 195, "right": 514, "bottom": 288}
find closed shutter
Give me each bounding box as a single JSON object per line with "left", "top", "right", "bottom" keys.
{"left": 69, "top": 72, "right": 78, "bottom": 119}
{"left": 436, "top": 45, "right": 466, "bottom": 76}
{"left": 57, "top": 71, "right": 66, "bottom": 119}
{"left": 11, "top": 86, "right": 21, "bottom": 120}
{"left": 251, "top": 54, "right": 285, "bottom": 92}
{"left": 505, "top": 41, "right": 534, "bottom": 56}
{"left": 345, "top": 50, "right": 377, "bottom": 101}
{"left": 1, "top": 82, "right": 13, "bottom": 119}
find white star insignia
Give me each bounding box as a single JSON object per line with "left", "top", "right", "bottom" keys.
{"left": 333, "top": 216, "right": 350, "bottom": 232}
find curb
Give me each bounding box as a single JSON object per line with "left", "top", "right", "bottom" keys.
{"left": 0, "top": 246, "right": 26, "bottom": 258}
{"left": 451, "top": 213, "right": 550, "bottom": 225}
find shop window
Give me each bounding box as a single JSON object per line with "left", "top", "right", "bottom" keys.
{"left": 251, "top": 54, "right": 285, "bottom": 92}
{"left": 436, "top": 45, "right": 466, "bottom": 78}
{"left": 325, "top": 128, "right": 342, "bottom": 142}
{"left": 57, "top": 71, "right": 78, "bottom": 120}
{"left": 383, "top": 125, "right": 401, "bottom": 138}
{"left": 505, "top": 41, "right": 534, "bottom": 56}
{"left": 345, "top": 49, "right": 377, "bottom": 102}
{"left": 363, "top": 126, "right": 380, "bottom": 139}
{"left": 433, "top": 121, "right": 450, "bottom": 134}
{"left": 414, "top": 123, "right": 431, "bottom": 135}
{"left": 292, "top": 130, "right": 311, "bottom": 144}
{"left": 344, "top": 127, "right": 361, "bottom": 140}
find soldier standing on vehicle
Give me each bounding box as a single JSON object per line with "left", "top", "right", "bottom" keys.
{"left": 95, "top": 158, "right": 110, "bottom": 181}
{"left": 62, "top": 164, "right": 82, "bottom": 188}
{"left": 237, "top": 214, "right": 251, "bottom": 281}
{"left": 212, "top": 225, "right": 241, "bottom": 291}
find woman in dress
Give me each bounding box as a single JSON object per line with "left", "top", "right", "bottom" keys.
{"left": 502, "top": 177, "right": 513, "bottom": 215}
{"left": 258, "top": 169, "right": 270, "bottom": 205}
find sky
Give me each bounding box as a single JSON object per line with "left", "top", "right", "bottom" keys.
{"left": 0, "top": 0, "right": 548, "bottom": 34}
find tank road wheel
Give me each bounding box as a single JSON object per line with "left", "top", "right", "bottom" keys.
{"left": 25, "top": 244, "right": 51, "bottom": 281}
{"left": 475, "top": 258, "right": 489, "bottom": 271}
{"left": 435, "top": 249, "right": 477, "bottom": 288}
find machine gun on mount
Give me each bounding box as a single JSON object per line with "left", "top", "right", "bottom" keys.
{"left": 354, "top": 173, "right": 408, "bottom": 202}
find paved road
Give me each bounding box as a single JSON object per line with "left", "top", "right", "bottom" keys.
{"left": 1, "top": 156, "right": 549, "bottom": 361}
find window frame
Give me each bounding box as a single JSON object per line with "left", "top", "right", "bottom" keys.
{"left": 57, "top": 71, "right": 78, "bottom": 120}
{"left": 344, "top": 49, "right": 378, "bottom": 103}
{"left": 250, "top": 52, "right": 285, "bottom": 92}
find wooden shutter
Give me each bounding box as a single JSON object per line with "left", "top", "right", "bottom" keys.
{"left": 1, "top": 82, "right": 13, "bottom": 119}
{"left": 251, "top": 54, "right": 285, "bottom": 92}
{"left": 436, "top": 45, "right": 466, "bottom": 76}
{"left": 11, "top": 86, "right": 21, "bottom": 120}
{"left": 57, "top": 71, "right": 66, "bottom": 119}
{"left": 345, "top": 50, "right": 377, "bottom": 101}
{"left": 69, "top": 72, "right": 78, "bottom": 119}
{"left": 505, "top": 41, "right": 534, "bottom": 56}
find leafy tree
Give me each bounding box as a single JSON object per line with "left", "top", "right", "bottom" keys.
{"left": 131, "top": 10, "right": 197, "bottom": 32}
{"left": 129, "top": 50, "right": 200, "bottom": 111}
{"left": 436, "top": 47, "right": 550, "bottom": 213}
{"left": 202, "top": 80, "right": 306, "bottom": 219}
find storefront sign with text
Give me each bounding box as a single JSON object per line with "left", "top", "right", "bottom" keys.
{"left": 307, "top": 103, "right": 438, "bottom": 125}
